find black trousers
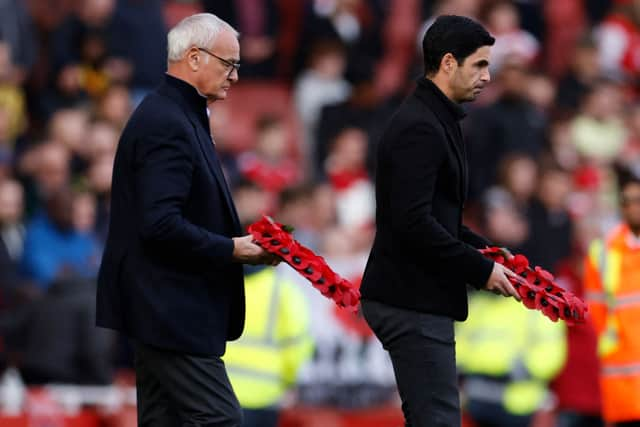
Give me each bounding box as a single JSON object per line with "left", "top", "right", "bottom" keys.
{"left": 241, "top": 408, "right": 279, "bottom": 427}
{"left": 134, "top": 341, "right": 242, "bottom": 427}
{"left": 361, "top": 299, "right": 460, "bottom": 427}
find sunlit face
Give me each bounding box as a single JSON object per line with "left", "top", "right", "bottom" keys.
{"left": 195, "top": 30, "right": 240, "bottom": 102}
{"left": 449, "top": 45, "right": 491, "bottom": 103}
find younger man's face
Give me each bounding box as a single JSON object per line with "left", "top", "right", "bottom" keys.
{"left": 450, "top": 45, "right": 491, "bottom": 103}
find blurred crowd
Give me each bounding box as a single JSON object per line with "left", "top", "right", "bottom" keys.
{"left": 0, "top": 0, "right": 639, "bottom": 425}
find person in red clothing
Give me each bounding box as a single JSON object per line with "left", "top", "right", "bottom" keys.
{"left": 237, "top": 114, "right": 300, "bottom": 194}
{"left": 552, "top": 250, "right": 604, "bottom": 427}
{"left": 325, "top": 126, "right": 375, "bottom": 230}
{"left": 596, "top": 0, "right": 640, "bottom": 82}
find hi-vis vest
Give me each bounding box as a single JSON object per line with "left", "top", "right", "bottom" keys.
{"left": 585, "top": 224, "right": 640, "bottom": 422}
{"left": 223, "top": 268, "right": 314, "bottom": 409}
{"left": 456, "top": 293, "right": 566, "bottom": 416}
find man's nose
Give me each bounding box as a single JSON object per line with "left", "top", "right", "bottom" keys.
{"left": 482, "top": 69, "right": 491, "bottom": 83}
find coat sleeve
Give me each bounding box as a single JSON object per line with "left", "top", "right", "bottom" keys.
{"left": 134, "top": 129, "right": 235, "bottom": 264}
{"left": 389, "top": 124, "right": 493, "bottom": 289}
{"left": 460, "top": 224, "right": 493, "bottom": 249}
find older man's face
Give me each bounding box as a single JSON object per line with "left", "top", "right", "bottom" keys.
{"left": 197, "top": 30, "right": 240, "bottom": 102}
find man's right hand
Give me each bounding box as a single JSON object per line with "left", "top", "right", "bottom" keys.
{"left": 484, "top": 262, "right": 521, "bottom": 301}
{"left": 232, "top": 235, "right": 279, "bottom": 266}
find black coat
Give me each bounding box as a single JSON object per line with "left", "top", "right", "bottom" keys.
{"left": 361, "top": 78, "right": 494, "bottom": 321}
{"left": 96, "top": 75, "right": 244, "bottom": 356}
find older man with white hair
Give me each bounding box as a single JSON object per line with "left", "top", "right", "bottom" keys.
{"left": 96, "top": 13, "right": 276, "bottom": 427}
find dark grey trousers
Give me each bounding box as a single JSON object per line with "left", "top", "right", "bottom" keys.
{"left": 361, "top": 299, "right": 461, "bottom": 427}
{"left": 134, "top": 341, "right": 242, "bottom": 427}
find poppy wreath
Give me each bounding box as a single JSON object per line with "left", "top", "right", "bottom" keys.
{"left": 480, "top": 247, "right": 588, "bottom": 325}
{"left": 248, "top": 215, "right": 361, "bottom": 311}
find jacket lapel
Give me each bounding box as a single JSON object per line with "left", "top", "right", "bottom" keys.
{"left": 187, "top": 113, "right": 242, "bottom": 234}
{"left": 432, "top": 110, "right": 466, "bottom": 203}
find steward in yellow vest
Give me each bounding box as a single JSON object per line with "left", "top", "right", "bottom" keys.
{"left": 223, "top": 266, "right": 314, "bottom": 427}
{"left": 456, "top": 292, "right": 566, "bottom": 427}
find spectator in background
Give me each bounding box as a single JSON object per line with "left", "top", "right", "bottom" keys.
{"left": 112, "top": 0, "right": 167, "bottom": 102}
{"left": 238, "top": 115, "right": 300, "bottom": 197}
{"left": 209, "top": 102, "right": 241, "bottom": 186}
{"left": 525, "top": 71, "right": 557, "bottom": 115}
{"left": 276, "top": 185, "right": 319, "bottom": 250}
{"left": 224, "top": 262, "right": 313, "bottom": 427}
{"left": 622, "top": 103, "right": 640, "bottom": 163}
{"left": 0, "top": 42, "right": 27, "bottom": 143}
{"left": 95, "top": 84, "right": 133, "bottom": 131}
{"left": 85, "top": 120, "right": 118, "bottom": 162}
{"left": 461, "top": 158, "right": 562, "bottom": 427}
{"left": 48, "top": 0, "right": 126, "bottom": 114}
{"left": 231, "top": 179, "right": 271, "bottom": 230}
{"left": 201, "top": 0, "right": 280, "bottom": 78}
{"left": 556, "top": 35, "right": 603, "bottom": 113}
{"left": 325, "top": 127, "right": 374, "bottom": 231}
{"left": 595, "top": 0, "right": 640, "bottom": 82}
{"left": 0, "top": 145, "right": 11, "bottom": 182}
{"left": 226, "top": 182, "right": 313, "bottom": 427}
{"left": 72, "top": 190, "right": 97, "bottom": 235}
{"left": 570, "top": 80, "right": 627, "bottom": 164}
{"left": 521, "top": 165, "right": 574, "bottom": 273}
{"left": 17, "top": 185, "right": 113, "bottom": 385}
{"left": 550, "top": 117, "right": 581, "bottom": 173}
{"left": 47, "top": 108, "right": 90, "bottom": 170}
{"left": 0, "top": 179, "right": 34, "bottom": 305}
{"left": 467, "top": 57, "right": 547, "bottom": 201}
{"left": 315, "top": 66, "right": 397, "bottom": 178}
{"left": 20, "top": 187, "right": 100, "bottom": 291}
{"left": 0, "top": 0, "right": 37, "bottom": 83}
{"left": 296, "top": 0, "right": 384, "bottom": 82}
{"left": 19, "top": 143, "right": 71, "bottom": 215}
{"left": 552, "top": 246, "right": 603, "bottom": 427}
{"left": 310, "top": 182, "right": 338, "bottom": 236}
{"left": 481, "top": 187, "right": 529, "bottom": 250}
{"left": 456, "top": 288, "right": 566, "bottom": 427}
{"left": 496, "top": 153, "right": 539, "bottom": 209}
{"left": 294, "top": 40, "right": 351, "bottom": 169}
{"left": 481, "top": 0, "right": 540, "bottom": 73}
{"left": 18, "top": 270, "right": 115, "bottom": 386}
{"left": 50, "top": 0, "right": 167, "bottom": 108}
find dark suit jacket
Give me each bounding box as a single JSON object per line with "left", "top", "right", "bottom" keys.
{"left": 361, "top": 78, "right": 494, "bottom": 321}
{"left": 96, "top": 75, "right": 244, "bottom": 356}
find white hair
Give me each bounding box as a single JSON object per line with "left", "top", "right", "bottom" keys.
{"left": 167, "top": 13, "right": 239, "bottom": 62}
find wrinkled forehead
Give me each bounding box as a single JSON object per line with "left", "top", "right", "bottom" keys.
{"left": 211, "top": 30, "right": 240, "bottom": 60}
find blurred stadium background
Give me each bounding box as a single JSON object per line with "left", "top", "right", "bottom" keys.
{"left": 0, "top": 0, "right": 638, "bottom": 426}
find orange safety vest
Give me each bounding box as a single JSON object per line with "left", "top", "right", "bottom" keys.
{"left": 585, "top": 224, "right": 640, "bottom": 422}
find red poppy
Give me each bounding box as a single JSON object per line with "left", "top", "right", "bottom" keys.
{"left": 247, "top": 215, "right": 360, "bottom": 310}
{"left": 481, "top": 246, "right": 587, "bottom": 324}
{"left": 511, "top": 255, "right": 529, "bottom": 274}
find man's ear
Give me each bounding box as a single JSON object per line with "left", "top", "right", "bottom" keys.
{"left": 441, "top": 53, "right": 456, "bottom": 74}
{"left": 187, "top": 47, "right": 200, "bottom": 71}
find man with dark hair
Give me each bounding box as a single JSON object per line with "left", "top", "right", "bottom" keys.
{"left": 360, "top": 15, "right": 520, "bottom": 426}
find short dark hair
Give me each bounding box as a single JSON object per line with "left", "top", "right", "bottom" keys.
{"left": 422, "top": 15, "right": 495, "bottom": 76}
{"left": 278, "top": 184, "right": 314, "bottom": 208}
{"left": 615, "top": 164, "right": 640, "bottom": 194}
